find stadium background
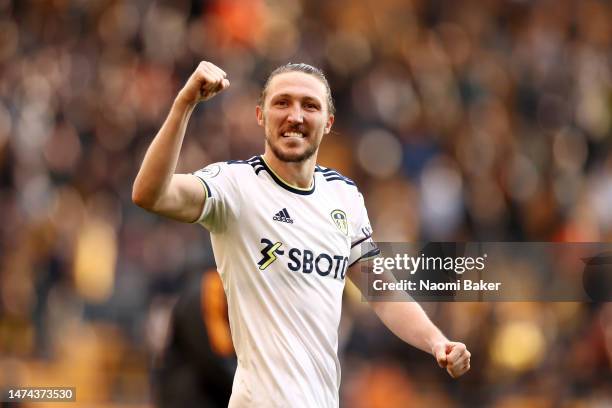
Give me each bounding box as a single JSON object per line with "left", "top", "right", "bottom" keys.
{"left": 0, "top": 0, "right": 611, "bottom": 406}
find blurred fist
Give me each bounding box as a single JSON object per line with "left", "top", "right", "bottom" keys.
{"left": 432, "top": 341, "right": 471, "bottom": 378}
{"left": 178, "top": 61, "right": 230, "bottom": 105}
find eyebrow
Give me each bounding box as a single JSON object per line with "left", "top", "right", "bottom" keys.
{"left": 271, "top": 94, "right": 322, "bottom": 104}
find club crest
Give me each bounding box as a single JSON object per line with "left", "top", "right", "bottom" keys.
{"left": 198, "top": 164, "right": 221, "bottom": 179}
{"left": 330, "top": 209, "right": 348, "bottom": 236}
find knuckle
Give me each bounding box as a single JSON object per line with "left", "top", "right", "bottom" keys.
{"left": 195, "top": 70, "right": 207, "bottom": 80}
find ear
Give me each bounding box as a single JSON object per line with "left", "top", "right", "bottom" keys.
{"left": 256, "top": 105, "right": 264, "bottom": 127}
{"left": 324, "top": 114, "right": 335, "bottom": 134}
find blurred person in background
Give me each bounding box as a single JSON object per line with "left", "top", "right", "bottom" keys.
{"left": 154, "top": 268, "right": 235, "bottom": 408}
{"left": 132, "top": 60, "right": 471, "bottom": 407}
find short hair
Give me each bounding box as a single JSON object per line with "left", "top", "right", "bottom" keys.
{"left": 258, "top": 63, "right": 335, "bottom": 115}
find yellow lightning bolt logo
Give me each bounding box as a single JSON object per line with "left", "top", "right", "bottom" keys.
{"left": 258, "top": 239, "right": 284, "bottom": 270}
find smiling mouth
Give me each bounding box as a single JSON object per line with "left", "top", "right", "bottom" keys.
{"left": 282, "top": 131, "right": 306, "bottom": 138}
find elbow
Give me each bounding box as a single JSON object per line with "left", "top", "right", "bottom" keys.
{"left": 131, "top": 186, "right": 156, "bottom": 211}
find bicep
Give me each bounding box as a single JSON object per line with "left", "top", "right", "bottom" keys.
{"left": 347, "top": 262, "right": 413, "bottom": 306}
{"left": 347, "top": 263, "right": 370, "bottom": 295}
{"left": 150, "top": 174, "right": 207, "bottom": 223}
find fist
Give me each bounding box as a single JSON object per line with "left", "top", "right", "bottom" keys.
{"left": 179, "top": 61, "right": 230, "bottom": 105}
{"left": 432, "top": 341, "right": 471, "bottom": 378}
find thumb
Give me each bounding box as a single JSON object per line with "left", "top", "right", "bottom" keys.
{"left": 210, "top": 79, "right": 230, "bottom": 94}
{"left": 446, "top": 342, "right": 455, "bottom": 355}
{"left": 434, "top": 343, "right": 448, "bottom": 368}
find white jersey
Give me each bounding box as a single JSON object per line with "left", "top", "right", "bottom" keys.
{"left": 193, "top": 156, "right": 379, "bottom": 408}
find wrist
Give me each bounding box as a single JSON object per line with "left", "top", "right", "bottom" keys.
{"left": 429, "top": 335, "right": 449, "bottom": 354}
{"left": 174, "top": 91, "right": 198, "bottom": 112}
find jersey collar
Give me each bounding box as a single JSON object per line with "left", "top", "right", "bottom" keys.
{"left": 259, "top": 156, "right": 316, "bottom": 196}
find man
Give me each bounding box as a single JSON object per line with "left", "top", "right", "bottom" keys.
{"left": 133, "top": 61, "right": 471, "bottom": 407}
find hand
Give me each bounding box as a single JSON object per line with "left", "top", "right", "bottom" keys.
{"left": 178, "top": 61, "right": 230, "bottom": 106}
{"left": 432, "top": 341, "right": 471, "bottom": 378}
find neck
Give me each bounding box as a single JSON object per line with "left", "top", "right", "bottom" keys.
{"left": 261, "top": 151, "right": 317, "bottom": 189}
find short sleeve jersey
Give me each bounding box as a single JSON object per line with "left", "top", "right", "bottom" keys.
{"left": 193, "top": 156, "right": 379, "bottom": 408}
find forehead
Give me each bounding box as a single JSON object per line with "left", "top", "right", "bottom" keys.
{"left": 266, "top": 71, "right": 327, "bottom": 103}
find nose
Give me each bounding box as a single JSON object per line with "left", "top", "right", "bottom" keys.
{"left": 287, "top": 103, "right": 304, "bottom": 124}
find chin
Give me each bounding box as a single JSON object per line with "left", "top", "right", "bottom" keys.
{"left": 275, "top": 150, "right": 312, "bottom": 163}
{"left": 270, "top": 144, "right": 317, "bottom": 163}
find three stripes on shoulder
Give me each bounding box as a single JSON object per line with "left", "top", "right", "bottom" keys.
{"left": 315, "top": 166, "right": 356, "bottom": 186}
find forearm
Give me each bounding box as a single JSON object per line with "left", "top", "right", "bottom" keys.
{"left": 132, "top": 96, "right": 196, "bottom": 208}
{"left": 370, "top": 300, "right": 447, "bottom": 355}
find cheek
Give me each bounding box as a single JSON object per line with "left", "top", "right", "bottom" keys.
{"left": 314, "top": 116, "right": 327, "bottom": 131}
{"left": 264, "top": 111, "right": 282, "bottom": 126}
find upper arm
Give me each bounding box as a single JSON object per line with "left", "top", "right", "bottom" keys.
{"left": 347, "top": 262, "right": 370, "bottom": 296}
{"left": 346, "top": 263, "right": 389, "bottom": 315}
{"left": 148, "top": 173, "right": 207, "bottom": 223}
{"left": 347, "top": 262, "right": 414, "bottom": 309}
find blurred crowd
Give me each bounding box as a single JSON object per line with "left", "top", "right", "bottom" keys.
{"left": 0, "top": 0, "right": 611, "bottom": 406}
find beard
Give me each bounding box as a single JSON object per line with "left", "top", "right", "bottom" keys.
{"left": 265, "top": 135, "right": 319, "bottom": 163}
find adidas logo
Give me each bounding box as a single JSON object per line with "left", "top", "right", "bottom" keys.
{"left": 273, "top": 208, "right": 294, "bottom": 224}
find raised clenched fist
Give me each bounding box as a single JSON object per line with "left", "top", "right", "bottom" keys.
{"left": 178, "top": 61, "right": 230, "bottom": 106}
{"left": 433, "top": 341, "right": 471, "bottom": 378}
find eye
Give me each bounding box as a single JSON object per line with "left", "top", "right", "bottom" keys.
{"left": 304, "top": 102, "right": 319, "bottom": 111}
{"left": 274, "top": 99, "right": 288, "bottom": 107}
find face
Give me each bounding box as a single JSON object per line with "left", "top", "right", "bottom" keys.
{"left": 256, "top": 71, "right": 334, "bottom": 163}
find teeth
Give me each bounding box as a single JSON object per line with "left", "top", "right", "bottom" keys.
{"left": 284, "top": 132, "right": 304, "bottom": 138}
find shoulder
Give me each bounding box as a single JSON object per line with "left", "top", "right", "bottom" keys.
{"left": 225, "top": 156, "right": 266, "bottom": 175}
{"left": 315, "top": 164, "right": 359, "bottom": 191}
{"left": 315, "top": 165, "right": 369, "bottom": 214}
{"left": 316, "top": 165, "right": 366, "bottom": 210}
{"left": 194, "top": 156, "right": 263, "bottom": 179}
